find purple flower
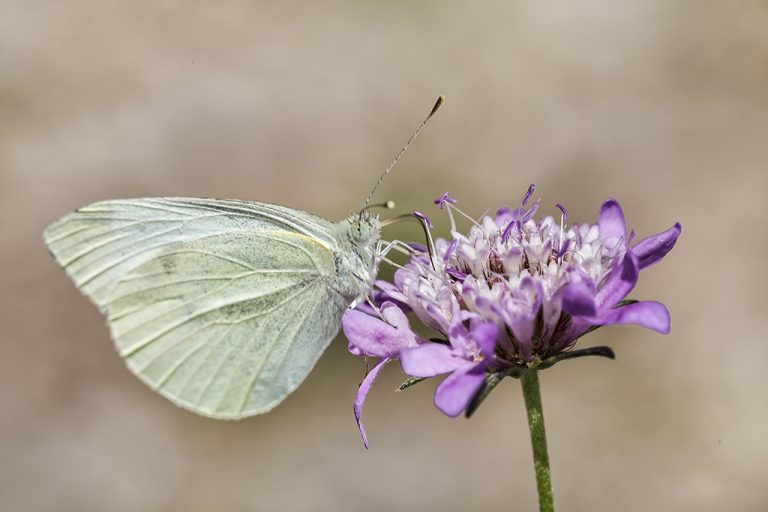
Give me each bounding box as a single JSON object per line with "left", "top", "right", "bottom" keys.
{"left": 342, "top": 186, "right": 681, "bottom": 437}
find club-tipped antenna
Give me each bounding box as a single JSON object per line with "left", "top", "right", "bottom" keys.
{"left": 362, "top": 95, "right": 445, "bottom": 210}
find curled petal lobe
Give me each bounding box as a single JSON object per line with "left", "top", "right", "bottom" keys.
{"left": 400, "top": 343, "right": 463, "bottom": 377}
{"left": 560, "top": 279, "right": 597, "bottom": 318}
{"left": 380, "top": 302, "right": 412, "bottom": 333}
{"left": 495, "top": 207, "right": 514, "bottom": 228}
{"left": 342, "top": 304, "right": 416, "bottom": 358}
{"left": 597, "top": 199, "right": 627, "bottom": 246}
{"left": 376, "top": 283, "right": 411, "bottom": 311}
{"left": 633, "top": 223, "right": 682, "bottom": 269}
{"left": 469, "top": 321, "right": 498, "bottom": 357}
{"left": 355, "top": 285, "right": 410, "bottom": 316}
{"left": 434, "top": 364, "right": 487, "bottom": 417}
{"left": 354, "top": 358, "right": 390, "bottom": 449}
{"left": 598, "top": 301, "right": 671, "bottom": 334}
{"left": 595, "top": 251, "right": 639, "bottom": 310}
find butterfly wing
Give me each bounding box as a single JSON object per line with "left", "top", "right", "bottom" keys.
{"left": 43, "top": 198, "right": 340, "bottom": 309}
{"left": 44, "top": 198, "right": 351, "bottom": 417}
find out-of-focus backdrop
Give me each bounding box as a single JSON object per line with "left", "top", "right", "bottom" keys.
{"left": 2, "top": 1, "right": 766, "bottom": 511}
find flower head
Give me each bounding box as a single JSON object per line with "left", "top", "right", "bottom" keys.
{"left": 343, "top": 185, "right": 681, "bottom": 441}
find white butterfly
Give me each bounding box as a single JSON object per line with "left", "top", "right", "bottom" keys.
{"left": 44, "top": 199, "right": 380, "bottom": 417}
{"left": 43, "top": 96, "right": 443, "bottom": 419}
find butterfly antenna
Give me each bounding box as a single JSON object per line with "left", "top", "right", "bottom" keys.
{"left": 362, "top": 95, "right": 445, "bottom": 210}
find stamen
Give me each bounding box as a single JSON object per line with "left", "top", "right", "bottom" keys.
{"left": 554, "top": 203, "right": 567, "bottom": 223}
{"left": 555, "top": 203, "right": 567, "bottom": 256}
{"left": 521, "top": 184, "right": 535, "bottom": 206}
{"left": 445, "top": 203, "right": 480, "bottom": 227}
{"left": 413, "top": 210, "right": 433, "bottom": 228}
{"left": 501, "top": 219, "right": 519, "bottom": 243}
{"left": 412, "top": 211, "right": 437, "bottom": 270}
{"left": 434, "top": 192, "right": 457, "bottom": 209}
{"left": 443, "top": 238, "right": 458, "bottom": 262}
{"left": 445, "top": 203, "right": 457, "bottom": 232}
{"left": 521, "top": 198, "right": 541, "bottom": 223}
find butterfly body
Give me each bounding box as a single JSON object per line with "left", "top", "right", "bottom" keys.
{"left": 44, "top": 198, "right": 381, "bottom": 418}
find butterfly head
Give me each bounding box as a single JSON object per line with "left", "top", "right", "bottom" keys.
{"left": 347, "top": 209, "right": 382, "bottom": 248}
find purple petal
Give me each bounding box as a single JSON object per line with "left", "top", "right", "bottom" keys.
{"left": 353, "top": 302, "right": 378, "bottom": 317}
{"left": 469, "top": 320, "right": 498, "bottom": 357}
{"left": 595, "top": 251, "right": 639, "bottom": 310}
{"left": 400, "top": 343, "right": 464, "bottom": 377}
{"left": 353, "top": 358, "right": 390, "bottom": 449}
{"left": 598, "top": 301, "right": 671, "bottom": 334}
{"left": 447, "top": 320, "right": 472, "bottom": 352}
{"left": 632, "top": 223, "right": 682, "bottom": 269}
{"left": 380, "top": 302, "right": 412, "bottom": 333}
{"left": 495, "top": 207, "right": 512, "bottom": 227}
{"left": 433, "top": 364, "right": 486, "bottom": 417}
{"left": 560, "top": 279, "right": 597, "bottom": 317}
{"left": 342, "top": 306, "right": 415, "bottom": 358}
{"left": 597, "top": 199, "right": 627, "bottom": 245}
{"left": 373, "top": 281, "right": 410, "bottom": 311}
{"left": 445, "top": 268, "right": 467, "bottom": 281}
{"left": 504, "top": 277, "right": 543, "bottom": 360}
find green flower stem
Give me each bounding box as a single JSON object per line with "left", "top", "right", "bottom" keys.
{"left": 521, "top": 369, "right": 554, "bottom": 512}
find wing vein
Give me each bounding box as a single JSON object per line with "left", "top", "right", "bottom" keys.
{"left": 233, "top": 287, "right": 319, "bottom": 415}
{"left": 119, "top": 280, "right": 310, "bottom": 357}
{"left": 176, "top": 324, "right": 236, "bottom": 400}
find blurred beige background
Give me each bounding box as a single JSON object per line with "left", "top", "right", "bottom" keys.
{"left": 2, "top": 1, "right": 767, "bottom": 511}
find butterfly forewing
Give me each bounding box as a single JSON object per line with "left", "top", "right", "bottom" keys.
{"left": 44, "top": 198, "right": 356, "bottom": 418}
{"left": 43, "top": 198, "right": 339, "bottom": 309}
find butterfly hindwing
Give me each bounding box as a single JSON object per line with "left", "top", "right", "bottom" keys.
{"left": 105, "top": 232, "right": 348, "bottom": 417}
